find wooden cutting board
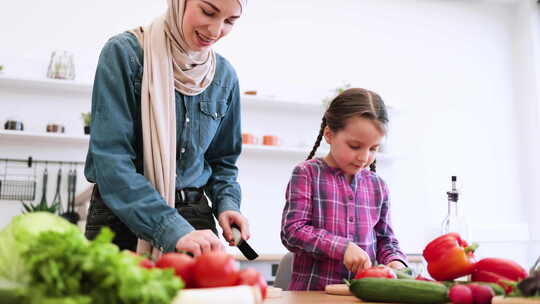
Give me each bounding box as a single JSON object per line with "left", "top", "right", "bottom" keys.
{"left": 325, "top": 284, "right": 352, "bottom": 296}
{"left": 492, "top": 296, "right": 540, "bottom": 304}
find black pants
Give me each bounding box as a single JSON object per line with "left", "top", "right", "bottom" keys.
{"left": 84, "top": 186, "right": 217, "bottom": 251}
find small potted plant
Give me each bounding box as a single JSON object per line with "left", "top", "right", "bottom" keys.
{"left": 81, "top": 112, "right": 91, "bottom": 135}
{"left": 322, "top": 82, "right": 351, "bottom": 108}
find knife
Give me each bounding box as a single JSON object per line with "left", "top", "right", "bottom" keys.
{"left": 231, "top": 224, "right": 258, "bottom": 260}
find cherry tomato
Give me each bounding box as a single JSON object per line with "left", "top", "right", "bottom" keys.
{"left": 236, "top": 268, "right": 268, "bottom": 299}
{"left": 155, "top": 252, "right": 196, "bottom": 287}
{"left": 139, "top": 258, "right": 155, "bottom": 269}
{"left": 192, "top": 252, "right": 240, "bottom": 288}
{"left": 354, "top": 265, "right": 397, "bottom": 279}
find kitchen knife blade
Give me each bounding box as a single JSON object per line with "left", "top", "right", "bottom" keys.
{"left": 231, "top": 224, "right": 258, "bottom": 260}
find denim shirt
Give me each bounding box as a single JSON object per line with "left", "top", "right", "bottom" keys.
{"left": 84, "top": 32, "right": 242, "bottom": 252}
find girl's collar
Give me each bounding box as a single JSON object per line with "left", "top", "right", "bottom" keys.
{"left": 314, "top": 158, "right": 367, "bottom": 180}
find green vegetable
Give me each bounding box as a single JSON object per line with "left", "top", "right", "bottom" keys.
{"left": 81, "top": 112, "right": 91, "bottom": 127}
{"left": 0, "top": 212, "right": 182, "bottom": 304}
{"left": 25, "top": 227, "right": 182, "bottom": 304}
{"left": 22, "top": 200, "right": 61, "bottom": 214}
{"left": 349, "top": 278, "right": 449, "bottom": 304}
{"left": 394, "top": 267, "right": 415, "bottom": 280}
{"left": 0, "top": 279, "right": 27, "bottom": 304}
{"left": 0, "top": 212, "right": 81, "bottom": 283}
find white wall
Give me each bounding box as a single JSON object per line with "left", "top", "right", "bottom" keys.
{"left": 1, "top": 0, "right": 539, "bottom": 267}
{"left": 512, "top": 0, "right": 540, "bottom": 267}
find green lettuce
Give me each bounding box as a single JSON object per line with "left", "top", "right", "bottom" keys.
{"left": 0, "top": 212, "right": 82, "bottom": 283}
{"left": 25, "top": 228, "right": 182, "bottom": 304}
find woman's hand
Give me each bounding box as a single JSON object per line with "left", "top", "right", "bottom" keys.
{"left": 218, "top": 210, "right": 250, "bottom": 246}
{"left": 175, "top": 229, "right": 223, "bottom": 257}
{"left": 386, "top": 260, "right": 406, "bottom": 270}
{"left": 343, "top": 242, "right": 372, "bottom": 274}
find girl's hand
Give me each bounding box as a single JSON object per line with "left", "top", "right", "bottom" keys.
{"left": 343, "top": 242, "right": 372, "bottom": 274}
{"left": 218, "top": 210, "right": 250, "bottom": 246}
{"left": 386, "top": 260, "right": 406, "bottom": 270}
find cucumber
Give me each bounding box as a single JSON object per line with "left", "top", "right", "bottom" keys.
{"left": 349, "top": 278, "right": 449, "bottom": 304}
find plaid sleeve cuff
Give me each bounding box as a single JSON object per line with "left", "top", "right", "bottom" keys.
{"left": 328, "top": 236, "right": 351, "bottom": 261}
{"left": 381, "top": 253, "right": 409, "bottom": 267}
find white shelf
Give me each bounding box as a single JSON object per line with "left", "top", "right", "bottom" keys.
{"left": 0, "top": 130, "right": 89, "bottom": 145}
{"left": 0, "top": 131, "right": 398, "bottom": 162}
{"left": 241, "top": 144, "right": 397, "bottom": 162}
{"left": 0, "top": 75, "right": 326, "bottom": 113}
{"left": 0, "top": 131, "right": 317, "bottom": 156}
{"left": 241, "top": 95, "right": 324, "bottom": 113}
{"left": 241, "top": 143, "right": 322, "bottom": 156}
{"left": 0, "top": 74, "right": 92, "bottom": 95}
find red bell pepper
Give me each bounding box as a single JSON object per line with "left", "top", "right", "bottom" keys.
{"left": 471, "top": 257, "right": 528, "bottom": 293}
{"left": 423, "top": 233, "right": 478, "bottom": 281}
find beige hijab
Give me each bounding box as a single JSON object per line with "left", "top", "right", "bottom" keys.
{"left": 130, "top": 0, "right": 245, "bottom": 258}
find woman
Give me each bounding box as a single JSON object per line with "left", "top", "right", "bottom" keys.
{"left": 84, "top": 0, "right": 249, "bottom": 257}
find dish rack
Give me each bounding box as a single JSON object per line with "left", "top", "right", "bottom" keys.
{"left": 0, "top": 158, "right": 37, "bottom": 201}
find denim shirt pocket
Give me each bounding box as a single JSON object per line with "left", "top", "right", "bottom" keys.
{"left": 198, "top": 99, "right": 229, "bottom": 149}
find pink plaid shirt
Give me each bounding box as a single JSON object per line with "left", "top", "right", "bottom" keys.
{"left": 281, "top": 158, "right": 407, "bottom": 290}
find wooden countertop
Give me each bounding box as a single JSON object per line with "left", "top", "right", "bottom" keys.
{"left": 264, "top": 291, "right": 362, "bottom": 304}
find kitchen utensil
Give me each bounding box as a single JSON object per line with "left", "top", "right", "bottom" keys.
{"left": 61, "top": 167, "right": 80, "bottom": 224}
{"left": 51, "top": 167, "right": 62, "bottom": 211}
{"left": 262, "top": 135, "right": 279, "bottom": 146}
{"left": 0, "top": 159, "right": 36, "bottom": 201}
{"left": 4, "top": 120, "right": 24, "bottom": 131}
{"left": 232, "top": 224, "right": 258, "bottom": 260}
{"left": 242, "top": 133, "right": 256, "bottom": 145}
{"left": 38, "top": 167, "right": 48, "bottom": 207}
{"left": 46, "top": 123, "right": 65, "bottom": 133}
{"left": 324, "top": 284, "right": 352, "bottom": 296}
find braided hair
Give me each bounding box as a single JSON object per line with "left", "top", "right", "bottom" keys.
{"left": 306, "top": 88, "right": 389, "bottom": 173}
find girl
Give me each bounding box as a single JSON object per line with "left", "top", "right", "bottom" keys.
{"left": 281, "top": 88, "right": 407, "bottom": 290}
{"left": 84, "top": 0, "right": 250, "bottom": 258}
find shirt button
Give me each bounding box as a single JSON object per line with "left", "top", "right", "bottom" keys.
{"left": 348, "top": 216, "right": 354, "bottom": 222}
{"left": 348, "top": 195, "right": 354, "bottom": 201}
{"left": 348, "top": 235, "right": 354, "bottom": 239}
{"left": 181, "top": 148, "right": 186, "bottom": 154}
{"left": 186, "top": 118, "right": 190, "bottom": 123}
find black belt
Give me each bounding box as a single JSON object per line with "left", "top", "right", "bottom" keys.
{"left": 175, "top": 187, "right": 204, "bottom": 206}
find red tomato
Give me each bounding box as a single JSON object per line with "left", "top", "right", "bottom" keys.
{"left": 236, "top": 268, "right": 268, "bottom": 299}
{"left": 139, "top": 258, "right": 155, "bottom": 269}
{"left": 354, "top": 265, "right": 397, "bottom": 279}
{"left": 192, "top": 252, "right": 240, "bottom": 288}
{"left": 155, "top": 253, "right": 196, "bottom": 287}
